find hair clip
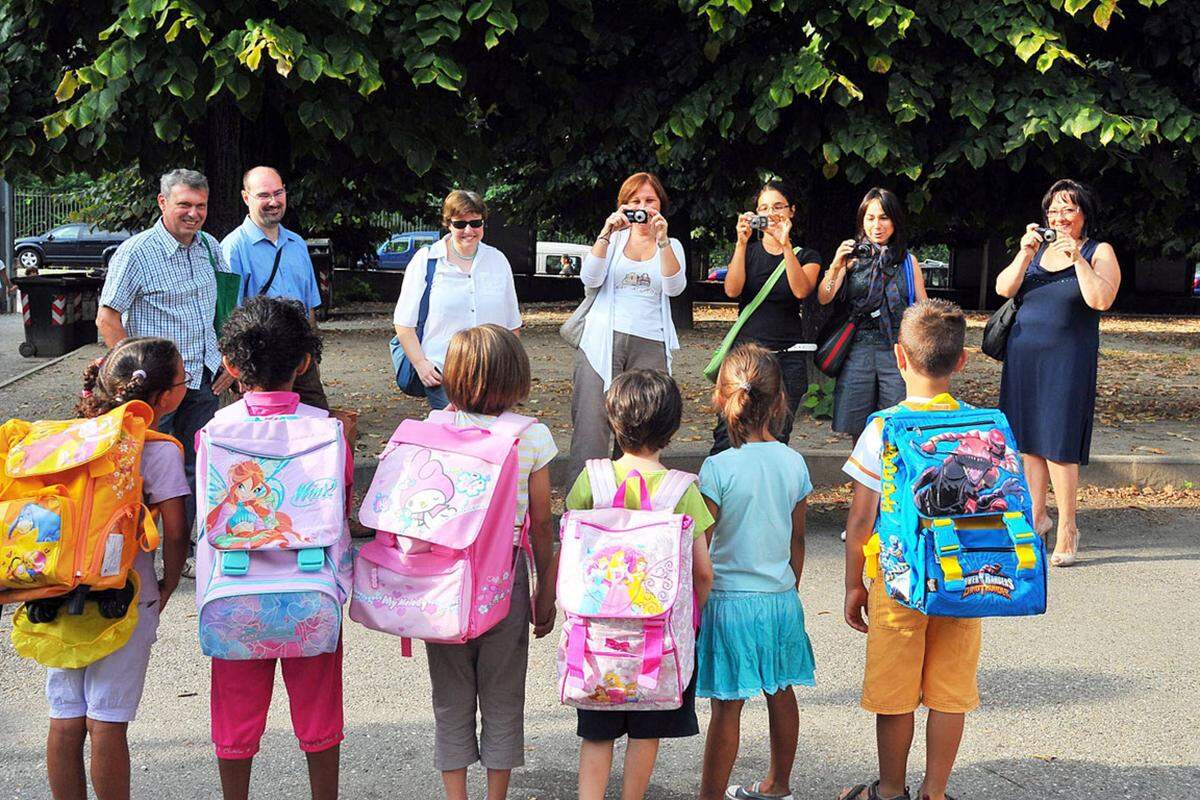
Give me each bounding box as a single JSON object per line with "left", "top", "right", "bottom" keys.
{"left": 131, "top": 369, "right": 147, "bottom": 380}
{"left": 80, "top": 389, "right": 92, "bottom": 398}
{"left": 738, "top": 381, "right": 753, "bottom": 392}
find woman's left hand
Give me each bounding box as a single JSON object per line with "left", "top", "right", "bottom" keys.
{"left": 766, "top": 214, "right": 792, "bottom": 248}
{"left": 649, "top": 209, "right": 669, "bottom": 245}
{"left": 1049, "top": 234, "right": 1080, "bottom": 263}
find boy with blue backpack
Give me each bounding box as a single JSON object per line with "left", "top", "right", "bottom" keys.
{"left": 839, "top": 299, "right": 1046, "bottom": 800}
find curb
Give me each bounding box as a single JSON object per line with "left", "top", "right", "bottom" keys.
{"left": 352, "top": 448, "right": 1199, "bottom": 494}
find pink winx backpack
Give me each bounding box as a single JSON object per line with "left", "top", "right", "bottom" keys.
{"left": 350, "top": 410, "right": 534, "bottom": 655}
{"left": 556, "top": 459, "right": 697, "bottom": 711}
{"left": 194, "top": 402, "right": 350, "bottom": 660}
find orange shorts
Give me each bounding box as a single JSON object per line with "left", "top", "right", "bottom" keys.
{"left": 861, "top": 577, "right": 982, "bottom": 715}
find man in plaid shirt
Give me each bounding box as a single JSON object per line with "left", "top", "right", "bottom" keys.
{"left": 98, "top": 169, "right": 237, "bottom": 571}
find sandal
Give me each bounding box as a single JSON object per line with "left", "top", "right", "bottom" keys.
{"left": 838, "top": 780, "right": 911, "bottom": 800}
{"left": 1051, "top": 528, "right": 1080, "bottom": 567}
{"left": 726, "top": 782, "right": 793, "bottom": 800}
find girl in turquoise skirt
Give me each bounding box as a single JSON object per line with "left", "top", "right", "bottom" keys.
{"left": 697, "top": 342, "right": 816, "bottom": 800}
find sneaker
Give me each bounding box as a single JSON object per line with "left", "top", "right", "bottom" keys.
{"left": 725, "top": 784, "right": 794, "bottom": 800}
{"left": 181, "top": 555, "right": 196, "bottom": 580}
{"left": 840, "top": 529, "right": 847, "bottom": 542}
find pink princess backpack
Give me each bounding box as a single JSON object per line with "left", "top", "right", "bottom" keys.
{"left": 194, "top": 401, "right": 350, "bottom": 660}
{"left": 349, "top": 410, "right": 534, "bottom": 655}
{"left": 556, "top": 459, "right": 697, "bottom": 711}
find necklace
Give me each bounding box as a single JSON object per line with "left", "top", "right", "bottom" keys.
{"left": 450, "top": 241, "right": 478, "bottom": 262}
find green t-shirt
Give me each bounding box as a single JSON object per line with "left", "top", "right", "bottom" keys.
{"left": 565, "top": 462, "right": 715, "bottom": 539}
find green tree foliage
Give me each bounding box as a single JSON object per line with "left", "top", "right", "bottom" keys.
{"left": 0, "top": 0, "right": 1194, "bottom": 261}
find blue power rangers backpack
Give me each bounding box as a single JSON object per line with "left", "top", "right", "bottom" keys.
{"left": 865, "top": 394, "right": 1047, "bottom": 618}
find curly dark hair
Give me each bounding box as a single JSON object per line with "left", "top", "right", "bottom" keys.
{"left": 218, "top": 296, "right": 322, "bottom": 391}
{"left": 76, "top": 337, "right": 181, "bottom": 418}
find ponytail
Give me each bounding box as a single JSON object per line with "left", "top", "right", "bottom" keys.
{"left": 712, "top": 343, "right": 788, "bottom": 448}
{"left": 76, "top": 337, "right": 181, "bottom": 418}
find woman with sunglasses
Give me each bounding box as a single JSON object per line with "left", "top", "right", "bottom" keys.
{"left": 996, "top": 179, "right": 1121, "bottom": 566}
{"left": 393, "top": 189, "right": 522, "bottom": 409}
{"left": 566, "top": 171, "right": 687, "bottom": 482}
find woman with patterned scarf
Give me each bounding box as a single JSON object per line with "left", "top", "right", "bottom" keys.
{"left": 817, "top": 187, "right": 928, "bottom": 438}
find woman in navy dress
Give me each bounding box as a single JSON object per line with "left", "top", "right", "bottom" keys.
{"left": 996, "top": 180, "right": 1122, "bottom": 566}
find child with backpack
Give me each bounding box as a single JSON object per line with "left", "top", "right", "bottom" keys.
{"left": 563, "top": 368, "right": 715, "bottom": 800}
{"left": 44, "top": 337, "right": 191, "bottom": 800}
{"left": 839, "top": 299, "right": 984, "bottom": 800}
{"left": 696, "top": 343, "right": 816, "bottom": 800}
{"left": 407, "top": 323, "right": 558, "bottom": 800}
{"left": 198, "top": 297, "right": 351, "bottom": 800}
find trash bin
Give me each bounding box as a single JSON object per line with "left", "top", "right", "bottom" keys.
{"left": 13, "top": 272, "right": 104, "bottom": 358}
{"left": 308, "top": 238, "right": 334, "bottom": 321}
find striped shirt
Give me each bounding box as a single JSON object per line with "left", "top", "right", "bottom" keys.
{"left": 454, "top": 411, "right": 557, "bottom": 544}
{"left": 99, "top": 219, "right": 229, "bottom": 389}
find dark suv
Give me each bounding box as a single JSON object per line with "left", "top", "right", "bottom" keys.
{"left": 15, "top": 223, "right": 131, "bottom": 270}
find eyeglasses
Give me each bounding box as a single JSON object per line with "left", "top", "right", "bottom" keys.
{"left": 170, "top": 372, "right": 192, "bottom": 388}
{"left": 252, "top": 189, "right": 287, "bottom": 202}
{"left": 757, "top": 203, "right": 790, "bottom": 213}
{"left": 1047, "top": 206, "right": 1079, "bottom": 218}
{"left": 450, "top": 219, "right": 484, "bottom": 229}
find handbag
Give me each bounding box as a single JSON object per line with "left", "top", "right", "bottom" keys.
{"left": 202, "top": 237, "right": 241, "bottom": 336}
{"left": 390, "top": 252, "right": 437, "bottom": 397}
{"left": 815, "top": 253, "right": 918, "bottom": 377}
{"left": 702, "top": 250, "right": 795, "bottom": 382}
{"left": 982, "top": 296, "right": 1019, "bottom": 362}
{"left": 559, "top": 285, "right": 599, "bottom": 348}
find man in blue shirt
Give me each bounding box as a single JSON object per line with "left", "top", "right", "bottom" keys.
{"left": 220, "top": 166, "right": 328, "bottom": 409}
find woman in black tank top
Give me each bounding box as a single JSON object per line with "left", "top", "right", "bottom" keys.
{"left": 995, "top": 179, "right": 1123, "bottom": 567}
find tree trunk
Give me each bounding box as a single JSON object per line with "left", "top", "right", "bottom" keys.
{"left": 203, "top": 95, "right": 244, "bottom": 240}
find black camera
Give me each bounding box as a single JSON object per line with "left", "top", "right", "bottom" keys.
{"left": 748, "top": 214, "right": 770, "bottom": 230}
{"left": 623, "top": 208, "right": 650, "bottom": 224}
{"left": 853, "top": 242, "right": 876, "bottom": 261}
{"left": 1034, "top": 226, "right": 1057, "bottom": 243}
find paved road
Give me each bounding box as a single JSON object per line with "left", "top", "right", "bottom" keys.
{"left": 3, "top": 505, "right": 1198, "bottom": 799}
{"left": 0, "top": 310, "right": 55, "bottom": 385}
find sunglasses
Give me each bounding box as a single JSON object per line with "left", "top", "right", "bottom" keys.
{"left": 450, "top": 219, "right": 484, "bottom": 229}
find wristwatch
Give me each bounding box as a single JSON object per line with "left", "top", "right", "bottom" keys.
{"left": 656, "top": 239, "right": 669, "bottom": 250}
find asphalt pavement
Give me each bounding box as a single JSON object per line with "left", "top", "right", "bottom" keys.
{"left": 2, "top": 505, "right": 1198, "bottom": 799}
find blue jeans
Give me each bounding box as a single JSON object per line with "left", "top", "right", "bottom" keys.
{"left": 831, "top": 339, "right": 905, "bottom": 439}
{"left": 158, "top": 367, "right": 220, "bottom": 539}
{"left": 425, "top": 383, "right": 449, "bottom": 411}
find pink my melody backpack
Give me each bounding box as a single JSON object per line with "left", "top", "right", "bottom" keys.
{"left": 350, "top": 410, "right": 534, "bottom": 655}
{"left": 194, "top": 402, "right": 350, "bottom": 660}
{"left": 556, "top": 459, "right": 697, "bottom": 711}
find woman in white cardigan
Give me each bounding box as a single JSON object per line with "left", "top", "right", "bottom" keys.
{"left": 568, "top": 172, "right": 687, "bottom": 482}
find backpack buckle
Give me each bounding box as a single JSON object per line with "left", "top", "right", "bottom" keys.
{"left": 1003, "top": 511, "right": 1038, "bottom": 571}
{"left": 221, "top": 551, "right": 250, "bottom": 576}
{"left": 931, "top": 518, "right": 965, "bottom": 592}
{"left": 296, "top": 548, "right": 324, "bottom": 572}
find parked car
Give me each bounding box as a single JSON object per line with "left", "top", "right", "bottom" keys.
{"left": 358, "top": 230, "right": 441, "bottom": 271}
{"left": 15, "top": 223, "right": 131, "bottom": 270}
{"left": 535, "top": 241, "right": 591, "bottom": 277}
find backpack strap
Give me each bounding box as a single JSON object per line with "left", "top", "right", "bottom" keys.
{"left": 490, "top": 411, "right": 536, "bottom": 439}
{"left": 586, "top": 458, "right": 618, "bottom": 508}
{"left": 649, "top": 470, "right": 697, "bottom": 514}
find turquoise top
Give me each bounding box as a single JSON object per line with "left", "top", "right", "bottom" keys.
{"left": 699, "top": 441, "right": 812, "bottom": 593}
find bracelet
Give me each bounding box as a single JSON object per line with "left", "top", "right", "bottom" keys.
{"left": 597, "top": 235, "right": 610, "bottom": 244}
{"left": 656, "top": 239, "right": 669, "bottom": 250}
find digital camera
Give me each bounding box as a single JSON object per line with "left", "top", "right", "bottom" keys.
{"left": 749, "top": 214, "right": 770, "bottom": 230}
{"left": 853, "top": 241, "right": 876, "bottom": 261}
{"left": 623, "top": 208, "right": 650, "bottom": 224}
{"left": 1034, "top": 226, "right": 1058, "bottom": 243}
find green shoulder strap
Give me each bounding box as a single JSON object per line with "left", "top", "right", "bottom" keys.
{"left": 702, "top": 248, "right": 797, "bottom": 382}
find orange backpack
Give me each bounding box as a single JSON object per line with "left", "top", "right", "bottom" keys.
{"left": 0, "top": 401, "right": 178, "bottom": 610}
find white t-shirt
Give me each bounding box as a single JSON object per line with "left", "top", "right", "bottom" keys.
{"left": 610, "top": 251, "right": 666, "bottom": 340}
{"left": 392, "top": 239, "right": 522, "bottom": 369}
{"left": 135, "top": 439, "right": 190, "bottom": 603}
{"left": 843, "top": 396, "right": 965, "bottom": 493}
{"left": 453, "top": 411, "right": 557, "bottom": 544}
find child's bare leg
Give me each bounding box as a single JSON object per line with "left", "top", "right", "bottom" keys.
{"left": 762, "top": 687, "right": 799, "bottom": 795}
{"left": 699, "top": 699, "right": 744, "bottom": 799}
{"left": 621, "top": 738, "right": 660, "bottom": 800}
{"left": 917, "top": 710, "right": 965, "bottom": 800}
{"left": 217, "top": 756, "right": 253, "bottom": 800}
{"left": 876, "top": 712, "right": 914, "bottom": 798}
{"left": 87, "top": 719, "right": 131, "bottom": 800}
{"left": 578, "top": 739, "right": 614, "bottom": 800}
{"left": 306, "top": 743, "right": 340, "bottom": 800}
{"left": 47, "top": 717, "right": 87, "bottom": 800}
{"left": 485, "top": 767, "right": 512, "bottom": 800}
{"left": 440, "top": 767, "right": 468, "bottom": 800}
